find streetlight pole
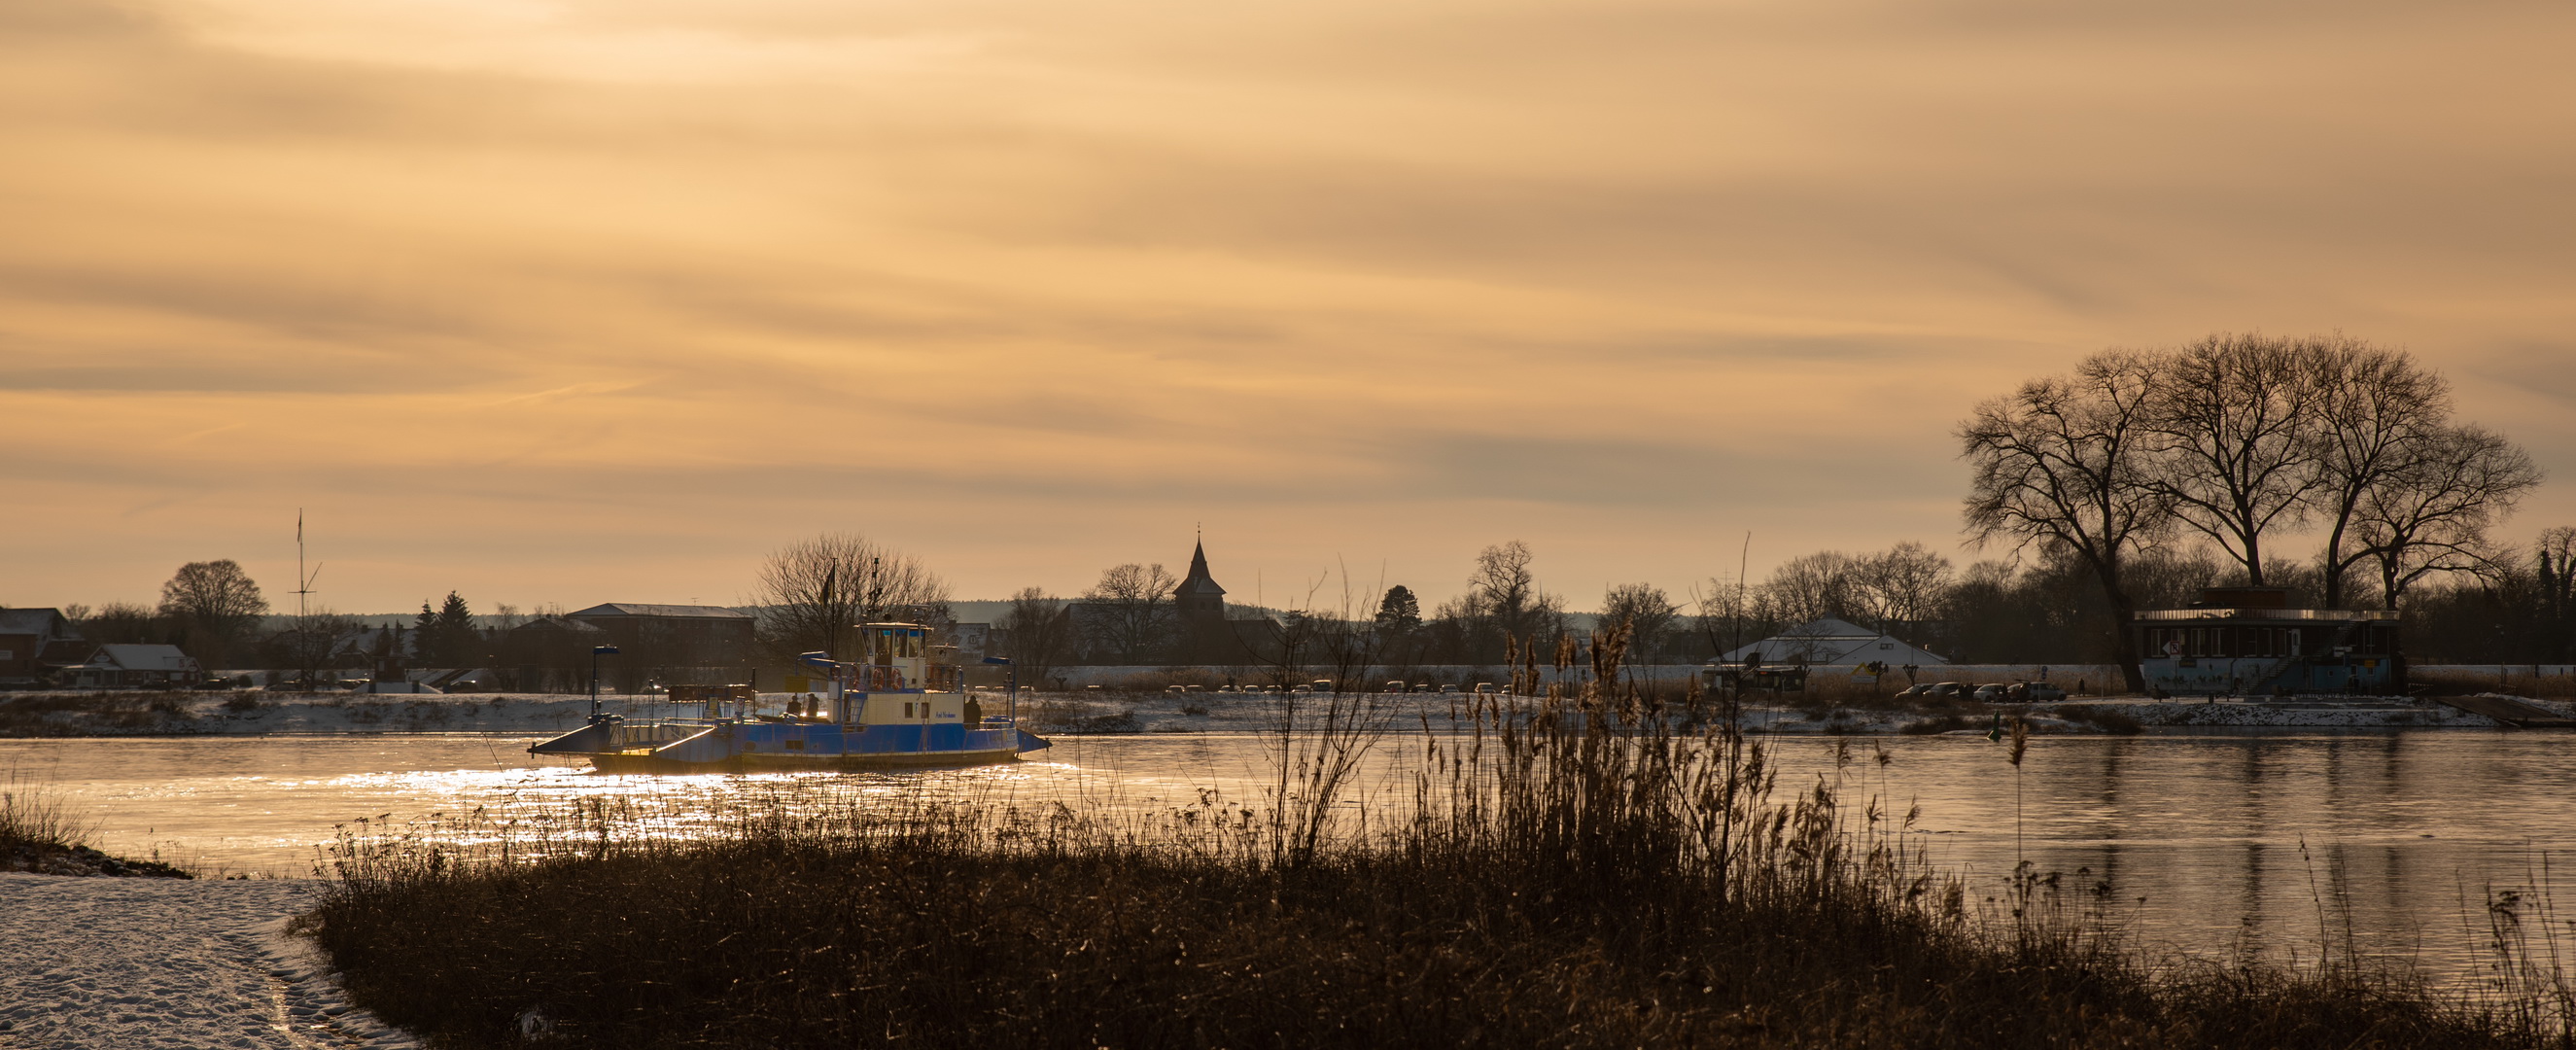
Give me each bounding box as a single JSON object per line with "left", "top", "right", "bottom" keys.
{"left": 591, "top": 645, "right": 620, "bottom": 720}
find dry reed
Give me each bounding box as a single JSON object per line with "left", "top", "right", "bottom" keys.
{"left": 304, "top": 635, "right": 2568, "bottom": 1049}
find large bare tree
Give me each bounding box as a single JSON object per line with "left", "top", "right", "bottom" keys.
{"left": 1961, "top": 350, "right": 2169, "bottom": 690}
{"left": 1083, "top": 563, "right": 1180, "bottom": 663}
{"left": 1465, "top": 541, "right": 1561, "bottom": 657}
{"left": 158, "top": 559, "right": 268, "bottom": 668}
{"left": 1598, "top": 582, "right": 1680, "bottom": 660}
{"left": 752, "top": 534, "right": 951, "bottom": 660}
{"left": 1851, "top": 542, "right": 1954, "bottom": 640}
{"left": 1759, "top": 551, "right": 1857, "bottom": 627}
{"left": 2353, "top": 424, "right": 2541, "bottom": 606}
{"left": 2142, "top": 333, "right": 2326, "bottom": 586}
{"left": 2303, "top": 339, "right": 2452, "bottom": 607}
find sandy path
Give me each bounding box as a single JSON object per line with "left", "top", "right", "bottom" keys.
{"left": 0, "top": 874, "right": 413, "bottom": 1050}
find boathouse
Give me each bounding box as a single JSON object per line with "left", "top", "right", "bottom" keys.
{"left": 2132, "top": 586, "right": 2401, "bottom": 696}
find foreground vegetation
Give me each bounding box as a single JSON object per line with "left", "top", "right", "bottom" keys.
{"left": 311, "top": 647, "right": 2571, "bottom": 1049}
{"left": 0, "top": 773, "right": 190, "bottom": 878}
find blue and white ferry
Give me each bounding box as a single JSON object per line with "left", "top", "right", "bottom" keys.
{"left": 529, "top": 622, "right": 1049, "bottom": 773}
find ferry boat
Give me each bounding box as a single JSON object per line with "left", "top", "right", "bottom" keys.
{"left": 528, "top": 622, "right": 1049, "bottom": 773}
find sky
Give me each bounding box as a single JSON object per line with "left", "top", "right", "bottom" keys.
{"left": 5, "top": 0, "right": 2574, "bottom": 615}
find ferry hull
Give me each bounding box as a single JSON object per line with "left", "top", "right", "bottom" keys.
{"left": 589, "top": 746, "right": 1029, "bottom": 774}
{"left": 534, "top": 717, "right": 1051, "bottom": 774}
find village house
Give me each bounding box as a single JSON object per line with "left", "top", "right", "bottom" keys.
{"left": 0, "top": 608, "right": 90, "bottom": 686}
{"left": 72, "top": 644, "right": 201, "bottom": 689}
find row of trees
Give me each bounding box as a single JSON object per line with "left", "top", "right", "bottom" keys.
{"left": 1962, "top": 333, "right": 2540, "bottom": 688}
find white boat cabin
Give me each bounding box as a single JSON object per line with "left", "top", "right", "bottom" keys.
{"left": 825, "top": 623, "right": 970, "bottom": 726}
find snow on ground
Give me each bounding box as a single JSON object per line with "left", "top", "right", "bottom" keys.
{"left": 0, "top": 874, "right": 413, "bottom": 1050}
{"left": 0, "top": 687, "right": 2545, "bottom": 741}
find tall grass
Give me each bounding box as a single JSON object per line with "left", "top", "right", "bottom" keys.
{"left": 308, "top": 630, "right": 2569, "bottom": 1049}
{"left": 1, "top": 769, "right": 96, "bottom": 854}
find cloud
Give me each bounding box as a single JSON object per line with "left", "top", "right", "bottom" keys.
{"left": 3, "top": 0, "right": 2572, "bottom": 610}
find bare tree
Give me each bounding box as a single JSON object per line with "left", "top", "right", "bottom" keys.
{"left": 996, "top": 586, "right": 1074, "bottom": 686}
{"left": 1850, "top": 542, "right": 1954, "bottom": 639}
{"left": 751, "top": 534, "right": 951, "bottom": 660}
{"left": 1599, "top": 582, "right": 1680, "bottom": 661}
{"left": 2354, "top": 424, "right": 2541, "bottom": 606}
{"left": 1962, "top": 350, "right": 2169, "bottom": 691}
{"left": 1760, "top": 551, "right": 1856, "bottom": 626}
{"left": 2300, "top": 339, "right": 2453, "bottom": 607}
{"left": 1465, "top": 541, "right": 1562, "bottom": 658}
{"left": 79, "top": 602, "right": 165, "bottom": 646}
{"left": 2143, "top": 333, "right": 2327, "bottom": 586}
{"left": 1083, "top": 563, "right": 1180, "bottom": 663}
{"left": 159, "top": 559, "right": 269, "bottom": 668}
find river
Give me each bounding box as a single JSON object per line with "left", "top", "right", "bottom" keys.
{"left": 9, "top": 729, "right": 2576, "bottom": 978}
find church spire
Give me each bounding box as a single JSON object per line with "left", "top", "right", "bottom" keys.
{"left": 1178, "top": 535, "right": 1225, "bottom": 599}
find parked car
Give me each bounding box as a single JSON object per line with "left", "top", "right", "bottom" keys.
{"left": 1925, "top": 682, "right": 1967, "bottom": 698}
{"left": 2018, "top": 682, "right": 2067, "bottom": 703}
{"left": 1971, "top": 683, "right": 2012, "bottom": 701}
{"left": 1895, "top": 683, "right": 1932, "bottom": 699}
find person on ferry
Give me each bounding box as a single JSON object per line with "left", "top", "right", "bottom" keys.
{"left": 963, "top": 695, "right": 984, "bottom": 727}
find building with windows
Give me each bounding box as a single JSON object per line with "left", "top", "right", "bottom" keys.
{"left": 2133, "top": 586, "right": 2401, "bottom": 696}
{"left": 72, "top": 645, "right": 200, "bottom": 689}
{"left": 0, "top": 608, "right": 88, "bottom": 686}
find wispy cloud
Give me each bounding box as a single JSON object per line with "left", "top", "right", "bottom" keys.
{"left": 4, "top": 0, "right": 2572, "bottom": 610}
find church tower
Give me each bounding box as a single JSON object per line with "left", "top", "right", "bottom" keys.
{"left": 1174, "top": 537, "right": 1230, "bottom": 659}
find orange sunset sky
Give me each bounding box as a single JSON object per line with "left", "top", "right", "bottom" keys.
{"left": 5, "top": 0, "right": 2574, "bottom": 612}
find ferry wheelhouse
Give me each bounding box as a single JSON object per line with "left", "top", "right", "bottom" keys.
{"left": 529, "top": 622, "right": 1048, "bottom": 772}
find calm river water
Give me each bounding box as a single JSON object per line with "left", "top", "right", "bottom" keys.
{"left": 10, "top": 730, "right": 2576, "bottom": 976}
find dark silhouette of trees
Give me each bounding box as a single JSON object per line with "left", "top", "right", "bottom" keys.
{"left": 2141, "top": 334, "right": 2323, "bottom": 586}
{"left": 1083, "top": 563, "right": 1179, "bottom": 663}
{"left": 1373, "top": 585, "right": 1421, "bottom": 636}
{"left": 1599, "top": 583, "right": 1679, "bottom": 660}
{"left": 1850, "top": 542, "right": 1953, "bottom": 641}
{"left": 1450, "top": 542, "right": 1561, "bottom": 661}
{"left": 1963, "top": 333, "right": 2543, "bottom": 676}
{"left": 1962, "top": 350, "right": 2168, "bottom": 691}
{"left": 158, "top": 559, "right": 268, "bottom": 669}
{"left": 998, "top": 587, "right": 1074, "bottom": 685}
{"left": 79, "top": 602, "right": 168, "bottom": 646}
{"left": 753, "top": 534, "right": 950, "bottom": 661}
{"left": 2355, "top": 424, "right": 2540, "bottom": 606}
{"left": 412, "top": 592, "right": 480, "bottom": 666}
{"left": 2307, "top": 340, "right": 2452, "bottom": 607}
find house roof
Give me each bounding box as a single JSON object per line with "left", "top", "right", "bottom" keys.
{"left": 87, "top": 644, "right": 196, "bottom": 671}
{"left": 567, "top": 603, "right": 753, "bottom": 620}
{"left": 1720, "top": 618, "right": 1948, "bottom": 665}
{"left": 0, "top": 608, "right": 75, "bottom": 638}
{"left": 511, "top": 616, "right": 607, "bottom": 633}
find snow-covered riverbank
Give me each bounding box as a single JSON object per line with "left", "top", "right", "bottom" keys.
{"left": 0, "top": 873, "right": 412, "bottom": 1049}
{"left": 5, "top": 688, "right": 2560, "bottom": 740}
